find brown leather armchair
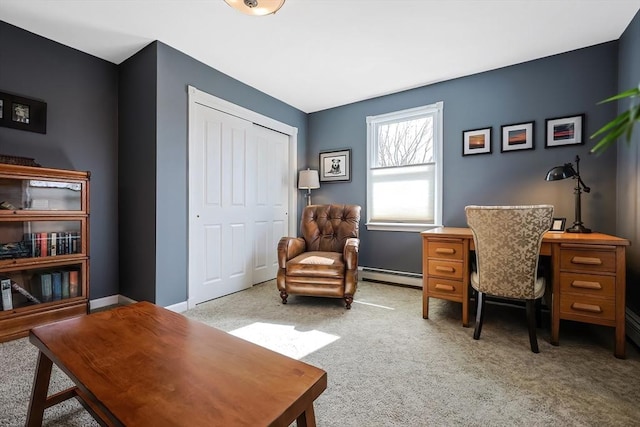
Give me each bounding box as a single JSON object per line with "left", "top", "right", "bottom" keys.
{"left": 277, "top": 204, "right": 361, "bottom": 309}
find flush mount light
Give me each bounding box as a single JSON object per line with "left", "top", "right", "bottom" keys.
{"left": 224, "top": 0, "right": 286, "bottom": 16}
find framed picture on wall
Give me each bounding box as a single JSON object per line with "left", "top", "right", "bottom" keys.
{"left": 0, "top": 91, "right": 47, "bottom": 134}
{"left": 319, "top": 149, "right": 351, "bottom": 182}
{"left": 545, "top": 114, "right": 585, "bottom": 148}
{"left": 501, "top": 121, "right": 534, "bottom": 152}
{"left": 462, "top": 127, "right": 492, "bottom": 156}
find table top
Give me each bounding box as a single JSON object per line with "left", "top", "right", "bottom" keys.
{"left": 29, "top": 301, "right": 327, "bottom": 427}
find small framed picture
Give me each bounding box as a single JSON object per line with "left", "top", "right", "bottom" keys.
{"left": 545, "top": 114, "right": 585, "bottom": 148}
{"left": 462, "top": 127, "right": 492, "bottom": 156}
{"left": 501, "top": 121, "right": 534, "bottom": 152}
{"left": 319, "top": 149, "right": 351, "bottom": 182}
{"left": 550, "top": 217, "right": 566, "bottom": 232}
{"left": 0, "top": 91, "right": 47, "bottom": 134}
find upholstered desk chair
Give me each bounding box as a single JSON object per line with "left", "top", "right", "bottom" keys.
{"left": 465, "top": 205, "right": 553, "bottom": 353}
{"left": 277, "top": 204, "right": 361, "bottom": 309}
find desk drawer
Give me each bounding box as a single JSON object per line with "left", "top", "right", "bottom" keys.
{"left": 427, "top": 240, "right": 463, "bottom": 260}
{"left": 427, "top": 277, "right": 463, "bottom": 298}
{"left": 560, "top": 249, "right": 616, "bottom": 273}
{"left": 427, "top": 260, "right": 463, "bottom": 279}
{"left": 560, "top": 294, "right": 615, "bottom": 322}
{"left": 559, "top": 272, "right": 615, "bottom": 298}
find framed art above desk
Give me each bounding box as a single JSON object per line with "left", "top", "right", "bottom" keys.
{"left": 421, "top": 227, "right": 630, "bottom": 358}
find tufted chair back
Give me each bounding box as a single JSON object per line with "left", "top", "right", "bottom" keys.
{"left": 300, "top": 204, "right": 360, "bottom": 253}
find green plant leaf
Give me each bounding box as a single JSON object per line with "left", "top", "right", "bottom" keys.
{"left": 596, "top": 87, "right": 639, "bottom": 104}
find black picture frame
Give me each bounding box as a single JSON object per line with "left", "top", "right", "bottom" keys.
{"left": 319, "top": 149, "right": 351, "bottom": 182}
{"left": 545, "top": 113, "right": 585, "bottom": 148}
{"left": 462, "top": 127, "right": 492, "bottom": 156}
{"left": 550, "top": 217, "right": 566, "bottom": 232}
{"left": 0, "top": 91, "right": 47, "bottom": 134}
{"left": 501, "top": 121, "right": 535, "bottom": 153}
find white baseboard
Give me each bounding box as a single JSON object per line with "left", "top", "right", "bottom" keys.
{"left": 89, "top": 295, "right": 120, "bottom": 310}
{"left": 165, "top": 301, "right": 188, "bottom": 313}
{"left": 360, "top": 267, "right": 422, "bottom": 288}
{"left": 90, "top": 294, "right": 189, "bottom": 313}
{"left": 626, "top": 307, "right": 640, "bottom": 349}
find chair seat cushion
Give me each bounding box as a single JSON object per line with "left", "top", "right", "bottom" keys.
{"left": 471, "top": 271, "right": 545, "bottom": 300}
{"left": 287, "top": 251, "right": 345, "bottom": 278}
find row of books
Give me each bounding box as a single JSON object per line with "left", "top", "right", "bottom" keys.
{"left": 22, "top": 231, "right": 81, "bottom": 258}
{"left": 34, "top": 271, "right": 81, "bottom": 303}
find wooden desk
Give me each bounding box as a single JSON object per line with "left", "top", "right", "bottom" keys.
{"left": 421, "top": 227, "right": 630, "bottom": 358}
{"left": 26, "top": 301, "right": 327, "bottom": 426}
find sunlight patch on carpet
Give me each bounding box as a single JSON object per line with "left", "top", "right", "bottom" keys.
{"left": 229, "top": 322, "right": 340, "bottom": 360}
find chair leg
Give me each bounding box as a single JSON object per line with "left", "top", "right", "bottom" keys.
{"left": 280, "top": 291, "right": 288, "bottom": 304}
{"left": 344, "top": 296, "right": 353, "bottom": 309}
{"left": 526, "top": 299, "right": 540, "bottom": 353}
{"left": 473, "top": 291, "right": 485, "bottom": 340}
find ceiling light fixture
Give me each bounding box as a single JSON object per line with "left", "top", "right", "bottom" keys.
{"left": 223, "top": 0, "right": 285, "bottom": 16}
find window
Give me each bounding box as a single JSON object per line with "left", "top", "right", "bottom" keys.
{"left": 366, "top": 102, "right": 443, "bottom": 232}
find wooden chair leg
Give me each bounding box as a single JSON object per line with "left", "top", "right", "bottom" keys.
{"left": 280, "top": 291, "right": 288, "bottom": 304}
{"left": 526, "top": 299, "right": 539, "bottom": 353}
{"left": 473, "top": 291, "right": 485, "bottom": 340}
{"left": 344, "top": 296, "right": 353, "bottom": 309}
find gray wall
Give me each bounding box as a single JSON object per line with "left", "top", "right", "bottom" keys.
{"left": 0, "top": 21, "right": 119, "bottom": 300}
{"left": 308, "top": 42, "right": 619, "bottom": 274}
{"left": 616, "top": 9, "right": 640, "bottom": 314}
{"left": 119, "top": 42, "right": 309, "bottom": 307}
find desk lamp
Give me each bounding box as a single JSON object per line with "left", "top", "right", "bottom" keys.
{"left": 298, "top": 169, "right": 320, "bottom": 206}
{"left": 545, "top": 155, "right": 591, "bottom": 233}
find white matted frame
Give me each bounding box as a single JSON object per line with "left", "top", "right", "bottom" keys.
{"left": 545, "top": 114, "right": 584, "bottom": 148}
{"left": 463, "top": 127, "right": 492, "bottom": 156}
{"left": 501, "top": 121, "right": 534, "bottom": 152}
{"left": 319, "top": 149, "right": 351, "bottom": 182}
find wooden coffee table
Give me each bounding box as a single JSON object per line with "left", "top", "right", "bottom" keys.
{"left": 26, "top": 301, "right": 327, "bottom": 426}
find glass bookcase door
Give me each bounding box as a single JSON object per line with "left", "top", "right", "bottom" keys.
{"left": 0, "top": 220, "right": 83, "bottom": 260}
{"left": 0, "top": 177, "right": 84, "bottom": 211}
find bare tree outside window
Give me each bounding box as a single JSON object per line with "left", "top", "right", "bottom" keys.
{"left": 375, "top": 117, "right": 433, "bottom": 167}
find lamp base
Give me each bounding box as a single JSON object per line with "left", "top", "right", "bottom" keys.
{"left": 566, "top": 223, "right": 591, "bottom": 233}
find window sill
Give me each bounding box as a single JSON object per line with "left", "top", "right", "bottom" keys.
{"left": 365, "top": 222, "right": 443, "bottom": 232}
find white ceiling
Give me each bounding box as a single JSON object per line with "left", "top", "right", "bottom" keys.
{"left": 1, "top": 0, "right": 639, "bottom": 113}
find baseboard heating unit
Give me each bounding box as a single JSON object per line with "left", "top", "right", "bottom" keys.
{"left": 359, "top": 267, "right": 422, "bottom": 288}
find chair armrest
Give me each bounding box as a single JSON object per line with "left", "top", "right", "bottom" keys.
{"left": 343, "top": 238, "right": 359, "bottom": 270}
{"left": 277, "top": 237, "right": 306, "bottom": 268}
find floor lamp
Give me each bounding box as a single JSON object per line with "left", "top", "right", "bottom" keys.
{"left": 298, "top": 169, "right": 320, "bottom": 206}
{"left": 545, "top": 155, "right": 592, "bottom": 233}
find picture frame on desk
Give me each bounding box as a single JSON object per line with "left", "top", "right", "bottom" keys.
{"left": 462, "top": 127, "right": 492, "bottom": 156}
{"left": 501, "top": 121, "right": 534, "bottom": 152}
{"left": 545, "top": 114, "right": 584, "bottom": 148}
{"left": 550, "top": 217, "right": 566, "bottom": 232}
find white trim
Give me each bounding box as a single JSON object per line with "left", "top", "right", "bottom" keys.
{"left": 365, "top": 222, "right": 442, "bottom": 232}
{"left": 187, "top": 86, "right": 298, "bottom": 311}
{"left": 89, "top": 295, "right": 119, "bottom": 310}
{"left": 360, "top": 266, "right": 422, "bottom": 288}
{"left": 165, "top": 301, "right": 189, "bottom": 313}
{"left": 118, "top": 294, "right": 137, "bottom": 305}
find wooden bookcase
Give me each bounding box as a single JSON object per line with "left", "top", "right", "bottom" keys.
{"left": 0, "top": 164, "right": 89, "bottom": 342}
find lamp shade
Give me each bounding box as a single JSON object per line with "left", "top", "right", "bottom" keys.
{"left": 545, "top": 163, "right": 576, "bottom": 181}
{"left": 223, "top": 0, "right": 285, "bottom": 16}
{"left": 298, "top": 169, "right": 320, "bottom": 190}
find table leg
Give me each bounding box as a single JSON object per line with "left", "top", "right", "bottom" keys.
{"left": 26, "top": 351, "right": 53, "bottom": 427}
{"left": 296, "top": 404, "right": 316, "bottom": 427}
{"left": 422, "top": 292, "right": 429, "bottom": 319}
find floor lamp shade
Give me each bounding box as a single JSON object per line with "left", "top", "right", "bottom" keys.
{"left": 298, "top": 169, "right": 320, "bottom": 206}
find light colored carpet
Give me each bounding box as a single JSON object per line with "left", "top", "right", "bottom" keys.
{"left": 1, "top": 280, "right": 639, "bottom": 426}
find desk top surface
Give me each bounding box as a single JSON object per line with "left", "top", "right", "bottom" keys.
{"left": 30, "top": 301, "right": 327, "bottom": 426}
{"left": 422, "top": 227, "right": 630, "bottom": 246}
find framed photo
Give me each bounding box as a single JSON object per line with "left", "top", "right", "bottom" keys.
{"left": 462, "top": 127, "right": 492, "bottom": 156}
{"left": 0, "top": 91, "right": 47, "bottom": 134}
{"left": 545, "top": 114, "right": 584, "bottom": 148}
{"left": 501, "top": 121, "right": 534, "bottom": 152}
{"left": 319, "top": 149, "right": 351, "bottom": 182}
{"left": 550, "top": 217, "right": 566, "bottom": 233}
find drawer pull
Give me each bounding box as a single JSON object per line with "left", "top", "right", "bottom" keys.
{"left": 434, "top": 284, "right": 455, "bottom": 292}
{"left": 571, "top": 256, "right": 602, "bottom": 266}
{"left": 435, "top": 266, "right": 455, "bottom": 273}
{"left": 571, "top": 280, "right": 602, "bottom": 290}
{"left": 435, "top": 248, "right": 455, "bottom": 255}
{"left": 571, "top": 302, "right": 603, "bottom": 313}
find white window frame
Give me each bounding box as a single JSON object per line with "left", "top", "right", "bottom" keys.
{"left": 365, "top": 102, "right": 443, "bottom": 232}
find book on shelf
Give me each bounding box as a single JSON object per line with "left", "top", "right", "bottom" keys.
{"left": 69, "top": 270, "right": 79, "bottom": 297}
{"left": 40, "top": 273, "right": 53, "bottom": 302}
{"left": 1, "top": 278, "right": 13, "bottom": 310}
{"left": 39, "top": 232, "right": 47, "bottom": 257}
{"left": 61, "top": 271, "right": 70, "bottom": 299}
{"left": 50, "top": 232, "right": 57, "bottom": 256}
{"left": 51, "top": 272, "right": 62, "bottom": 300}
{"left": 11, "top": 281, "right": 41, "bottom": 304}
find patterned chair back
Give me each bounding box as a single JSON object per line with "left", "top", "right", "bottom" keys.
{"left": 465, "top": 205, "right": 553, "bottom": 299}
